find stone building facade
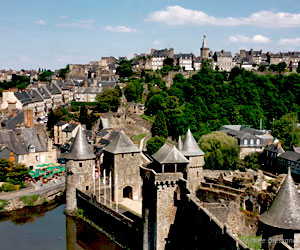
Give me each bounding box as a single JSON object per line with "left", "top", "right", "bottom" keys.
{"left": 102, "top": 130, "right": 142, "bottom": 203}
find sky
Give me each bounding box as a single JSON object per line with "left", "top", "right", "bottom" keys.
{"left": 1, "top": 0, "right": 300, "bottom": 70}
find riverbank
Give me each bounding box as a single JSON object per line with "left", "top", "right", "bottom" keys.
{"left": 0, "top": 180, "right": 65, "bottom": 212}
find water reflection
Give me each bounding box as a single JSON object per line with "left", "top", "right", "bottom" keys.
{"left": 0, "top": 203, "right": 122, "bottom": 250}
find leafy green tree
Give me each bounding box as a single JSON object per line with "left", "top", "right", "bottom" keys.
{"left": 151, "top": 110, "right": 168, "bottom": 138}
{"left": 6, "top": 164, "right": 29, "bottom": 185}
{"left": 271, "top": 113, "right": 300, "bottom": 150}
{"left": 115, "top": 84, "right": 122, "bottom": 97}
{"left": 124, "top": 80, "right": 143, "bottom": 102}
{"left": 146, "top": 136, "right": 166, "bottom": 155}
{"left": 58, "top": 65, "right": 69, "bottom": 79}
{"left": 96, "top": 89, "right": 121, "bottom": 112}
{"left": 277, "top": 62, "right": 287, "bottom": 73}
{"left": 0, "top": 159, "right": 11, "bottom": 181}
{"left": 163, "top": 58, "right": 174, "bottom": 67}
{"left": 38, "top": 70, "right": 53, "bottom": 82}
{"left": 79, "top": 105, "right": 88, "bottom": 125}
{"left": 241, "top": 152, "right": 262, "bottom": 170}
{"left": 297, "top": 62, "right": 300, "bottom": 73}
{"left": 258, "top": 65, "right": 266, "bottom": 72}
{"left": 116, "top": 60, "right": 134, "bottom": 78}
{"left": 86, "top": 111, "right": 98, "bottom": 130}
{"left": 199, "top": 131, "right": 240, "bottom": 170}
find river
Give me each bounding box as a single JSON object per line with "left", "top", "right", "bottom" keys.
{"left": 0, "top": 203, "right": 123, "bottom": 250}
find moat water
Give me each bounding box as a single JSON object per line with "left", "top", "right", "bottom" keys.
{"left": 0, "top": 203, "right": 123, "bottom": 250}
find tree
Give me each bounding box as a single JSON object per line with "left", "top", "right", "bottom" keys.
{"left": 297, "top": 62, "right": 300, "bottom": 73}
{"left": 96, "top": 89, "right": 121, "bottom": 112}
{"left": 115, "top": 84, "right": 122, "bottom": 97}
{"left": 124, "top": 80, "right": 143, "bottom": 102}
{"left": 258, "top": 65, "right": 266, "bottom": 72}
{"left": 163, "top": 58, "right": 174, "bottom": 67}
{"left": 146, "top": 136, "right": 166, "bottom": 155}
{"left": 58, "top": 65, "right": 69, "bottom": 79}
{"left": 199, "top": 131, "right": 240, "bottom": 170}
{"left": 0, "top": 159, "right": 11, "bottom": 181}
{"left": 116, "top": 60, "right": 134, "bottom": 78}
{"left": 277, "top": 62, "right": 287, "bottom": 73}
{"left": 271, "top": 113, "right": 300, "bottom": 150}
{"left": 79, "top": 105, "right": 88, "bottom": 125}
{"left": 38, "top": 70, "right": 53, "bottom": 82}
{"left": 6, "top": 164, "right": 29, "bottom": 185}
{"left": 151, "top": 111, "right": 168, "bottom": 138}
{"left": 241, "top": 152, "right": 262, "bottom": 170}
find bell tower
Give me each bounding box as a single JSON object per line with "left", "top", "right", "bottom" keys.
{"left": 200, "top": 34, "right": 209, "bottom": 60}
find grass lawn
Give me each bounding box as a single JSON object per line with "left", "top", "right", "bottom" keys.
{"left": 238, "top": 234, "right": 262, "bottom": 250}
{"left": 141, "top": 114, "right": 155, "bottom": 123}
{"left": 132, "top": 133, "right": 147, "bottom": 143}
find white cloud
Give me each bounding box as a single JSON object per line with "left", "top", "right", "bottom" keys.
{"left": 60, "top": 15, "right": 68, "bottom": 19}
{"left": 278, "top": 37, "right": 300, "bottom": 46}
{"left": 37, "top": 20, "right": 46, "bottom": 26}
{"left": 103, "top": 26, "right": 137, "bottom": 33}
{"left": 229, "top": 34, "right": 271, "bottom": 44}
{"left": 57, "top": 19, "right": 94, "bottom": 29}
{"left": 146, "top": 6, "right": 300, "bottom": 28}
{"left": 152, "top": 40, "right": 163, "bottom": 46}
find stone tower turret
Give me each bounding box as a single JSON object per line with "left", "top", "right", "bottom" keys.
{"left": 141, "top": 143, "right": 189, "bottom": 250}
{"left": 65, "top": 125, "right": 96, "bottom": 215}
{"left": 103, "top": 130, "right": 142, "bottom": 203}
{"left": 259, "top": 168, "right": 300, "bottom": 249}
{"left": 200, "top": 34, "right": 209, "bottom": 60}
{"left": 181, "top": 129, "right": 205, "bottom": 192}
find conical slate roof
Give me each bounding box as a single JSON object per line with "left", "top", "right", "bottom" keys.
{"left": 152, "top": 143, "right": 189, "bottom": 164}
{"left": 181, "top": 129, "right": 205, "bottom": 157}
{"left": 202, "top": 34, "right": 208, "bottom": 49}
{"left": 177, "top": 136, "right": 183, "bottom": 151}
{"left": 65, "top": 125, "right": 96, "bottom": 160}
{"left": 259, "top": 168, "right": 300, "bottom": 230}
{"left": 103, "top": 130, "right": 139, "bottom": 154}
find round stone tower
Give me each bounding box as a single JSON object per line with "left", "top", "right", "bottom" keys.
{"left": 259, "top": 168, "right": 300, "bottom": 249}
{"left": 64, "top": 125, "right": 96, "bottom": 215}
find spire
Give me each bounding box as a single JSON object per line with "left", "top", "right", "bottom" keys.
{"left": 259, "top": 168, "right": 300, "bottom": 230}
{"left": 181, "top": 129, "right": 205, "bottom": 157}
{"left": 177, "top": 136, "right": 183, "bottom": 151}
{"left": 152, "top": 144, "right": 189, "bottom": 164}
{"left": 65, "top": 125, "right": 95, "bottom": 160}
{"left": 104, "top": 130, "right": 139, "bottom": 154}
{"left": 202, "top": 34, "right": 207, "bottom": 49}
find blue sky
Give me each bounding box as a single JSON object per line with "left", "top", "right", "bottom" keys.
{"left": 1, "top": 0, "right": 300, "bottom": 70}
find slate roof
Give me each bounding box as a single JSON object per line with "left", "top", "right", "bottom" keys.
{"left": 14, "top": 91, "right": 33, "bottom": 105}
{"left": 45, "top": 83, "right": 61, "bottom": 95}
{"left": 0, "top": 129, "right": 27, "bottom": 155}
{"left": 37, "top": 86, "right": 51, "bottom": 99}
{"left": 65, "top": 125, "right": 96, "bottom": 160}
{"left": 56, "top": 121, "right": 68, "bottom": 126}
{"left": 100, "top": 117, "right": 112, "bottom": 130}
{"left": 202, "top": 35, "right": 208, "bottom": 49}
{"left": 152, "top": 48, "right": 170, "bottom": 58}
{"left": 259, "top": 169, "right": 300, "bottom": 230}
{"left": 26, "top": 89, "right": 44, "bottom": 102}
{"left": 152, "top": 143, "right": 189, "bottom": 164}
{"left": 214, "top": 51, "right": 232, "bottom": 57}
{"left": 97, "top": 129, "right": 109, "bottom": 137}
{"left": 177, "top": 136, "right": 183, "bottom": 151}
{"left": 63, "top": 123, "right": 78, "bottom": 133}
{"left": 279, "top": 151, "right": 300, "bottom": 162}
{"left": 1, "top": 111, "right": 24, "bottom": 129}
{"left": 181, "top": 129, "right": 205, "bottom": 156}
{"left": 266, "top": 145, "right": 285, "bottom": 154}
{"left": 103, "top": 130, "right": 139, "bottom": 154}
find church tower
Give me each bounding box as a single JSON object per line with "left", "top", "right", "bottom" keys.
{"left": 180, "top": 129, "right": 205, "bottom": 192}
{"left": 259, "top": 168, "right": 300, "bottom": 249}
{"left": 200, "top": 34, "right": 209, "bottom": 60}
{"left": 65, "top": 125, "right": 96, "bottom": 215}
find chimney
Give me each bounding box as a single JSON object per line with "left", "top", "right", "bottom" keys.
{"left": 24, "top": 109, "right": 34, "bottom": 128}
{"left": 7, "top": 102, "right": 16, "bottom": 114}
{"left": 267, "top": 140, "right": 272, "bottom": 146}
{"left": 277, "top": 142, "right": 281, "bottom": 148}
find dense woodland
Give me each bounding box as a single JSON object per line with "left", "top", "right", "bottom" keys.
{"left": 137, "top": 65, "right": 300, "bottom": 144}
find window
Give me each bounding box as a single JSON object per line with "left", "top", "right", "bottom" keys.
{"left": 79, "top": 162, "right": 82, "bottom": 168}
{"left": 250, "top": 139, "right": 254, "bottom": 145}
{"left": 86, "top": 186, "right": 89, "bottom": 191}
{"left": 244, "top": 139, "right": 248, "bottom": 145}
{"left": 256, "top": 139, "right": 260, "bottom": 145}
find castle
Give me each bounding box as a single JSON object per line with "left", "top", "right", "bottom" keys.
{"left": 65, "top": 126, "right": 299, "bottom": 249}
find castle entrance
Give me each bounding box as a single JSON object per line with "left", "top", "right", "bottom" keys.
{"left": 123, "top": 186, "right": 133, "bottom": 199}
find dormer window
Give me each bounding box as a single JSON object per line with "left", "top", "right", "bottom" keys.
{"left": 28, "top": 144, "right": 36, "bottom": 153}
{"left": 244, "top": 139, "right": 248, "bottom": 145}
{"left": 256, "top": 139, "right": 260, "bottom": 145}
{"left": 250, "top": 139, "right": 254, "bottom": 145}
